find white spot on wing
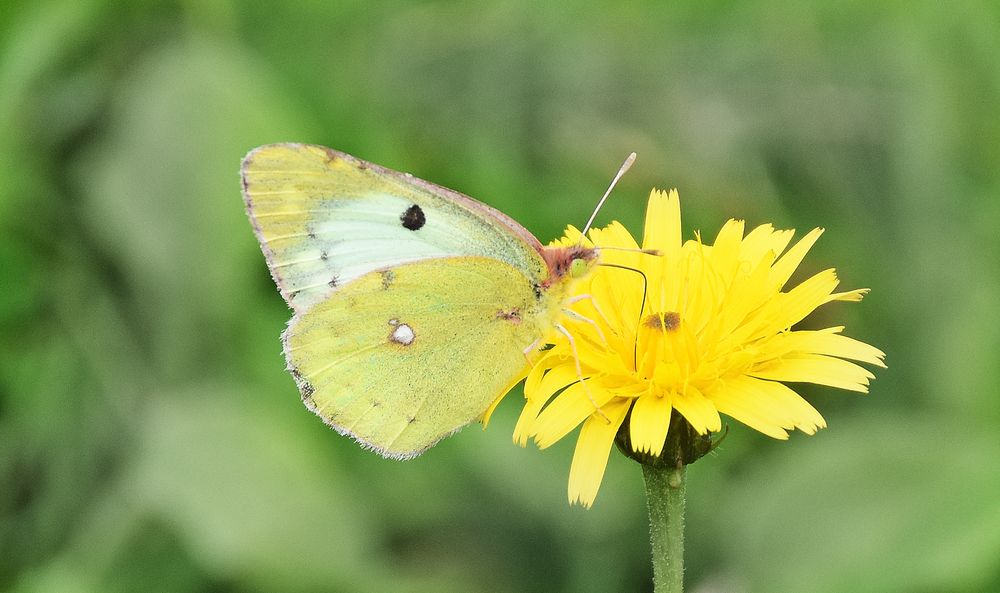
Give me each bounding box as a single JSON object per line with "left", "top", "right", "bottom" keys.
{"left": 389, "top": 322, "right": 415, "bottom": 346}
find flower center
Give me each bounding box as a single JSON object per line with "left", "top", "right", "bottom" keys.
{"left": 642, "top": 311, "right": 681, "bottom": 332}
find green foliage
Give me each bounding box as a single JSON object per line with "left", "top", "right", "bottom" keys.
{"left": 2, "top": 1, "right": 998, "bottom": 591}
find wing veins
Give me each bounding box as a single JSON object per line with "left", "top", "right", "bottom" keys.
{"left": 307, "top": 343, "right": 384, "bottom": 380}
{"left": 285, "top": 303, "right": 494, "bottom": 353}
{"left": 382, "top": 317, "right": 506, "bottom": 451}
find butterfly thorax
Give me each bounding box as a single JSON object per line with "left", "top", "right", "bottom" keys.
{"left": 519, "top": 245, "right": 597, "bottom": 346}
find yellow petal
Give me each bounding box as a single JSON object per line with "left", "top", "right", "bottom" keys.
{"left": 591, "top": 261, "right": 643, "bottom": 338}
{"left": 708, "top": 379, "right": 791, "bottom": 440}
{"left": 604, "top": 221, "right": 641, "bottom": 250}
{"left": 763, "top": 329, "right": 886, "bottom": 367}
{"left": 708, "top": 218, "right": 746, "bottom": 282}
{"left": 672, "top": 385, "right": 722, "bottom": 434}
{"left": 760, "top": 269, "right": 840, "bottom": 335}
{"left": 770, "top": 227, "right": 824, "bottom": 288}
{"left": 826, "top": 287, "right": 869, "bottom": 303}
{"left": 530, "top": 363, "right": 583, "bottom": 400}
{"left": 481, "top": 364, "right": 530, "bottom": 427}
{"left": 750, "top": 355, "right": 875, "bottom": 393}
{"left": 715, "top": 250, "right": 778, "bottom": 336}
{"left": 643, "top": 188, "right": 682, "bottom": 259}
{"left": 525, "top": 351, "right": 570, "bottom": 393}
{"left": 733, "top": 376, "right": 827, "bottom": 434}
{"left": 557, "top": 225, "right": 586, "bottom": 246}
{"left": 516, "top": 361, "right": 580, "bottom": 444}
{"left": 680, "top": 247, "right": 720, "bottom": 335}
{"left": 741, "top": 224, "right": 793, "bottom": 264}
{"left": 513, "top": 395, "right": 548, "bottom": 446}
{"left": 533, "top": 382, "right": 616, "bottom": 449}
{"left": 629, "top": 391, "right": 672, "bottom": 456}
{"left": 568, "top": 399, "right": 630, "bottom": 508}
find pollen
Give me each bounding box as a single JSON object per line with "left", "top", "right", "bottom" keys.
{"left": 643, "top": 311, "right": 680, "bottom": 331}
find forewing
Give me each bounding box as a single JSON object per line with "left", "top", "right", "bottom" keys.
{"left": 283, "top": 256, "right": 545, "bottom": 458}
{"left": 241, "top": 143, "right": 547, "bottom": 311}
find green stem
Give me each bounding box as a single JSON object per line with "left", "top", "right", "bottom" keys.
{"left": 642, "top": 464, "right": 686, "bottom": 593}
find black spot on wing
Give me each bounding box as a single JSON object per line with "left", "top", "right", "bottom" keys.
{"left": 328, "top": 276, "right": 339, "bottom": 288}
{"left": 400, "top": 204, "right": 425, "bottom": 231}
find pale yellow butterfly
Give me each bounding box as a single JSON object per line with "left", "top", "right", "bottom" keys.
{"left": 241, "top": 144, "right": 630, "bottom": 459}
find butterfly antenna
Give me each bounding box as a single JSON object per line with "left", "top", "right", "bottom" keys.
{"left": 579, "top": 152, "right": 637, "bottom": 241}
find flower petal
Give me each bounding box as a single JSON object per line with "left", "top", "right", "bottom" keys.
{"left": 735, "top": 376, "right": 827, "bottom": 434}
{"left": 770, "top": 227, "right": 824, "bottom": 288}
{"left": 755, "top": 269, "right": 840, "bottom": 337}
{"left": 515, "top": 362, "right": 579, "bottom": 445}
{"left": 826, "top": 287, "right": 869, "bottom": 303}
{"left": 514, "top": 356, "right": 592, "bottom": 447}
{"left": 591, "top": 262, "right": 643, "bottom": 340}
{"left": 568, "top": 399, "right": 630, "bottom": 508}
{"left": 532, "top": 382, "right": 617, "bottom": 449}
{"left": 749, "top": 355, "right": 876, "bottom": 393}
{"left": 533, "top": 363, "right": 581, "bottom": 398}
{"left": 629, "top": 391, "right": 672, "bottom": 456}
{"left": 762, "top": 328, "right": 887, "bottom": 367}
{"left": 482, "top": 365, "right": 530, "bottom": 427}
{"left": 672, "top": 385, "right": 722, "bottom": 434}
{"left": 709, "top": 218, "right": 746, "bottom": 284}
{"left": 642, "top": 188, "right": 681, "bottom": 258}
{"left": 525, "top": 351, "right": 570, "bottom": 393}
{"left": 741, "top": 224, "right": 793, "bottom": 264}
{"left": 513, "top": 395, "right": 549, "bottom": 446}
{"left": 707, "top": 379, "right": 792, "bottom": 439}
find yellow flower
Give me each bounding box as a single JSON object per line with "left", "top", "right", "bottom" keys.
{"left": 515, "top": 189, "right": 886, "bottom": 507}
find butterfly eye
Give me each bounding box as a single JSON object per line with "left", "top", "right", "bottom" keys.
{"left": 569, "top": 258, "right": 589, "bottom": 278}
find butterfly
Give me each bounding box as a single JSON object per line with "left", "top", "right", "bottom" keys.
{"left": 241, "top": 143, "right": 612, "bottom": 459}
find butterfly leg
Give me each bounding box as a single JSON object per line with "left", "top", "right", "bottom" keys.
{"left": 555, "top": 324, "right": 611, "bottom": 423}
{"left": 563, "top": 293, "right": 614, "bottom": 333}
{"left": 521, "top": 337, "right": 542, "bottom": 365}
{"left": 560, "top": 308, "right": 609, "bottom": 347}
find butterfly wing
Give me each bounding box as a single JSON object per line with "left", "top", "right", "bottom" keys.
{"left": 241, "top": 143, "right": 548, "bottom": 312}
{"left": 241, "top": 144, "right": 557, "bottom": 457}
{"left": 284, "top": 256, "right": 545, "bottom": 458}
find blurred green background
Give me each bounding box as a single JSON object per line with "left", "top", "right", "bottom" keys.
{"left": 2, "top": 1, "right": 999, "bottom": 592}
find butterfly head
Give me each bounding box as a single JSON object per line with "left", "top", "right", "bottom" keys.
{"left": 542, "top": 245, "right": 599, "bottom": 286}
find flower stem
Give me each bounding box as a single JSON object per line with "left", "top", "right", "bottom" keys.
{"left": 642, "top": 463, "right": 686, "bottom": 593}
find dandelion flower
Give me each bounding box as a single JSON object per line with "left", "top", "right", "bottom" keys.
{"left": 514, "top": 189, "right": 885, "bottom": 507}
